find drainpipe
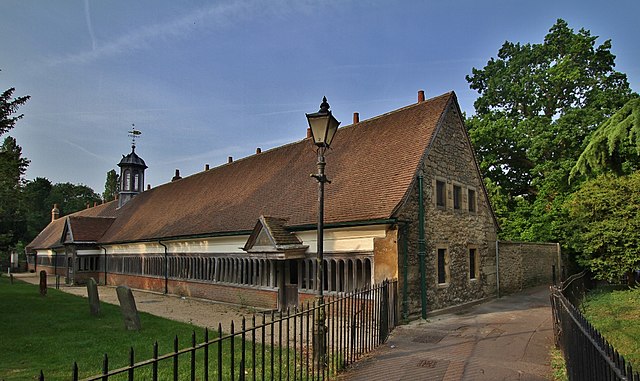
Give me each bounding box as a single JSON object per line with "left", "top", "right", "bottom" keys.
{"left": 159, "top": 241, "right": 168, "bottom": 294}
{"left": 401, "top": 222, "right": 409, "bottom": 321}
{"left": 100, "top": 246, "right": 107, "bottom": 286}
{"left": 417, "top": 175, "right": 427, "bottom": 319}
{"left": 496, "top": 240, "right": 500, "bottom": 298}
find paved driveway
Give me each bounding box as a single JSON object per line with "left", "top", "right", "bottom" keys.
{"left": 340, "top": 286, "right": 553, "bottom": 381}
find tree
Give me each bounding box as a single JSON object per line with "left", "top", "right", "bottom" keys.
{"left": 0, "top": 137, "right": 29, "bottom": 252}
{"left": 0, "top": 87, "right": 30, "bottom": 136}
{"left": 103, "top": 169, "right": 119, "bottom": 201}
{"left": 571, "top": 97, "right": 640, "bottom": 178}
{"left": 565, "top": 173, "right": 640, "bottom": 282}
{"left": 23, "top": 177, "right": 53, "bottom": 240}
{"left": 466, "top": 19, "right": 635, "bottom": 241}
{"left": 47, "top": 183, "right": 101, "bottom": 216}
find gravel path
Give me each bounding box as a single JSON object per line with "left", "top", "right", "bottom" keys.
{"left": 13, "top": 273, "right": 262, "bottom": 331}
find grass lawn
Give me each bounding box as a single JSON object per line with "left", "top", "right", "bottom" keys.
{"left": 582, "top": 287, "right": 640, "bottom": 368}
{"left": 0, "top": 276, "right": 307, "bottom": 380}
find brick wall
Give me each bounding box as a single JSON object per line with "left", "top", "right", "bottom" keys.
{"left": 107, "top": 273, "right": 278, "bottom": 309}
{"left": 497, "top": 241, "right": 560, "bottom": 295}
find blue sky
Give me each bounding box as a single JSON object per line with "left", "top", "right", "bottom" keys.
{"left": 1, "top": 0, "right": 639, "bottom": 194}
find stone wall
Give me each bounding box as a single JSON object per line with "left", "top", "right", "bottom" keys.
{"left": 497, "top": 241, "right": 560, "bottom": 295}
{"left": 397, "top": 100, "right": 498, "bottom": 316}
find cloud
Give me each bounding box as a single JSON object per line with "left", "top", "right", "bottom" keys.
{"left": 84, "top": 0, "right": 97, "bottom": 51}
{"left": 46, "top": 1, "right": 258, "bottom": 66}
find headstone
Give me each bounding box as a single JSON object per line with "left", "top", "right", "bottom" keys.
{"left": 116, "top": 286, "right": 141, "bottom": 331}
{"left": 39, "top": 270, "right": 47, "bottom": 296}
{"left": 86, "top": 278, "right": 101, "bottom": 316}
{"left": 9, "top": 273, "right": 13, "bottom": 284}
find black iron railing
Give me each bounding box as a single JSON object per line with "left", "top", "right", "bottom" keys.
{"left": 38, "top": 279, "right": 397, "bottom": 381}
{"left": 550, "top": 272, "right": 639, "bottom": 381}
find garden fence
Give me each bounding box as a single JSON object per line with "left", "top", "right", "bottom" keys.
{"left": 37, "top": 279, "right": 398, "bottom": 381}
{"left": 550, "top": 271, "right": 639, "bottom": 380}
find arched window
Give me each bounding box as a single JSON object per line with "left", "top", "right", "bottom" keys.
{"left": 124, "top": 171, "right": 131, "bottom": 191}
{"left": 134, "top": 173, "right": 139, "bottom": 191}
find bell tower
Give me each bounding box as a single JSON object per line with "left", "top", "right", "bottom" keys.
{"left": 118, "top": 126, "right": 147, "bottom": 208}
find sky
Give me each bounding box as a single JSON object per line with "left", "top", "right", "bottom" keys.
{"left": 1, "top": 0, "right": 639, "bottom": 195}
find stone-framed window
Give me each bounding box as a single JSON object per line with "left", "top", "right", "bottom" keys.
{"left": 468, "top": 247, "right": 479, "bottom": 280}
{"left": 436, "top": 179, "right": 446, "bottom": 208}
{"left": 436, "top": 247, "right": 450, "bottom": 285}
{"left": 453, "top": 184, "right": 462, "bottom": 210}
{"left": 468, "top": 187, "right": 477, "bottom": 213}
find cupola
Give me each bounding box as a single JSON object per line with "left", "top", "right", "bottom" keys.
{"left": 117, "top": 127, "right": 148, "bottom": 208}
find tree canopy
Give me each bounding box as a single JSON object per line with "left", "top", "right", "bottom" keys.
{"left": 103, "top": 169, "right": 119, "bottom": 202}
{"left": 466, "top": 18, "right": 634, "bottom": 241}
{"left": 571, "top": 97, "right": 640, "bottom": 178}
{"left": 565, "top": 173, "right": 640, "bottom": 281}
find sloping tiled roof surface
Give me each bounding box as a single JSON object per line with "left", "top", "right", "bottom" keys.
{"left": 261, "top": 216, "right": 302, "bottom": 246}
{"left": 98, "top": 92, "right": 453, "bottom": 243}
{"left": 28, "top": 92, "right": 454, "bottom": 249}
{"left": 26, "top": 201, "right": 118, "bottom": 250}
{"left": 67, "top": 216, "right": 116, "bottom": 242}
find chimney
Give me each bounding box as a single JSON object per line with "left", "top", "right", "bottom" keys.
{"left": 256, "top": 147, "right": 262, "bottom": 154}
{"left": 172, "top": 169, "right": 182, "bottom": 182}
{"left": 205, "top": 164, "right": 210, "bottom": 171}
{"left": 147, "top": 184, "right": 151, "bottom": 190}
{"left": 353, "top": 112, "right": 359, "bottom": 124}
{"left": 115, "top": 194, "right": 119, "bottom": 201}
{"left": 51, "top": 204, "right": 59, "bottom": 222}
{"left": 86, "top": 203, "right": 90, "bottom": 209}
{"left": 418, "top": 90, "right": 425, "bottom": 103}
{"left": 306, "top": 128, "right": 312, "bottom": 139}
{"left": 93, "top": 201, "right": 98, "bottom": 207}
{"left": 228, "top": 156, "right": 233, "bottom": 163}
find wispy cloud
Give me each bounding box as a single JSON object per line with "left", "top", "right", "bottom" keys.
{"left": 84, "top": 0, "right": 97, "bottom": 51}
{"left": 62, "top": 138, "right": 112, "bottom": 163}
{"left": 46, "top": 1, "right": 259, "bottom": 66}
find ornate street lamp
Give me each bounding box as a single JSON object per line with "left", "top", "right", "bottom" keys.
{"left": 306, "top": 96, "right": 340, "bottom": 371}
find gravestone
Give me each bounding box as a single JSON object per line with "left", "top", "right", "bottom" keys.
{"left": 39, "top": 270, "right": 47, "bottom": 296}
{"left": 9, "top": 273, "right": 14, "bottom": 284}
{"left": 116, "top": 286, "right": 141, "bottom": 331}
{"left": 86, "top": 278, "right": 101, "bottom": 316}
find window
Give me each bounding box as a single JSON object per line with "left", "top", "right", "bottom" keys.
{"left": 124, "top": 171, "right": 131, "bottom": 191}
{"left": 134, "top": 173, "right": 139, "bottom": 191}
{"left": 453, "top": 185, "right": 462, "bottom": 210}
{"left": 437, "top": 248, "right": 449, "bottom": 285}
{"left": 436, "top": 180, "right": 446, "bottom": 208}
{"left": 468, "top": 188, "right": 476, "bottom": 212}
{"left": 469, "top": 248, "right": 478, "bottom": 280}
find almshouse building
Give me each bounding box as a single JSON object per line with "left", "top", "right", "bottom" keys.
{"left": 27, "top": 91, "right": 513, "bottom": 316}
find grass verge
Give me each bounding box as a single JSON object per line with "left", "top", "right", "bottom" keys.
{"left": 0, "top": 276, "right": 315, "bottom": 380}
{"left": 582, "top": 287, "right": 640, "bottom": 368}
{"left": 550, "top": 347, "right": 568, "bottom": 381}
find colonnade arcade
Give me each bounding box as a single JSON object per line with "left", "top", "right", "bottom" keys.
{"left": 101, "top": 253, "right": 373, "bottom": 293}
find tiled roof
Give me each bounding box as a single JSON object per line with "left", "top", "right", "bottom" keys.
{"left": 66, "top": 216, "right": 116, "bottom": 242}
{"left": 26, "top": 201, "right": 118, "bottom": 250}
{"left": 98, "top": 92, "right": 454, "bottom": 243}
{"left": 28, "top": 92, "right": 456, "bottom": 248}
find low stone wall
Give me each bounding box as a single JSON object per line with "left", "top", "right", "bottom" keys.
{"left": 497, "top": 241, "right": 560, "bottom": 295}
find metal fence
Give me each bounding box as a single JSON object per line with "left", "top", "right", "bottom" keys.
{"left": 38, "top": 279, "right": 397, "bottom": 381}
{"left": 550, "top": 272, "right": 639, "bottom": 380}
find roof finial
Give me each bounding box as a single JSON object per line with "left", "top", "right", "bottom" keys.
{"left": 128, "top": 124, "right": 142, "bottom": 150}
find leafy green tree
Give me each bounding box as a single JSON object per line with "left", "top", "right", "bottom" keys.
{"left": 0, "top": 137, "right": 29, "bottom": 252}
{"left": 103, "top": 169, "right": 119, "bottom": 201}
{"left": 466, "top": 18, "right": 634, "bottom": 241}
{"left": 571, "top": 97, "right": 640, "bottom": 178}
{"left": 47, "top": 183, "right": 101, "bottom": 216}
{"left": 565, "top": 173, "right": 640, "bottom": 282}
{"left": 23, "top": 177, "right": 53, "bottom": 240}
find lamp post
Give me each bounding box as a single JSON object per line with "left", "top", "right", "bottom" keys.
{"left": 306, "top": 96, "right": 340, "bottom": 371}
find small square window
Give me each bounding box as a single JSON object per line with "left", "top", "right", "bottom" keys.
{"left": 453, "top": 185, "right": 462, "bottom": 210}
{"left": 436, "top": 180, "right": 446, "bottom": 208}
{"left": 468, "top": 189, "right": 476, "bottom": 212}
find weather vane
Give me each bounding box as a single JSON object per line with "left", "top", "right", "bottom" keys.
{"left": 128, "top": 123, "right": 142, "bottom": 149}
